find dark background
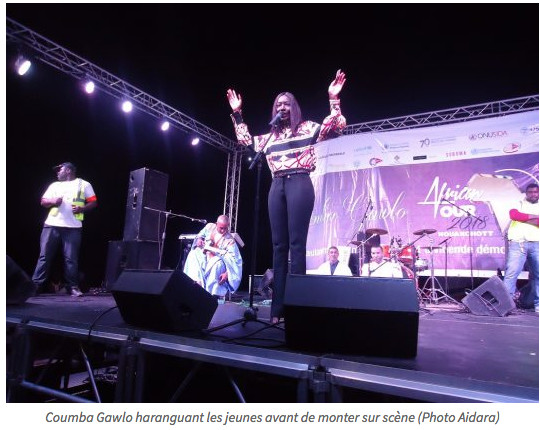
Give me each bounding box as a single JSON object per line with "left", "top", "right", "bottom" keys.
{"left": 5, "top": 4, "right": 539, "bottom": 291}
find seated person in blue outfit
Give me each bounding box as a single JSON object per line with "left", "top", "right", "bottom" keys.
{"left": 183, "top": 215, "right": 243, "bottom": 299}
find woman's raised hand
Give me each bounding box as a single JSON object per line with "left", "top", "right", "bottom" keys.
{"left": 226, "top": 89, "right": 242, "bottom": 112}
{"left": 328, "top": 69, "right": 346, "bottom": 100}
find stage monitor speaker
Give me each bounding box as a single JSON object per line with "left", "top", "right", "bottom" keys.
{"left": 461, "top": 275, "right": 515, "bottom": 317}
{"left": 111, "top": 269, "right": 218, "bottom": 332}
{"left": 6, "top": 255, "right": 37, "bottom": 305}
{"left": 104, "top": 240, "right": 160, "bottom": 289}
{"left": 284, "top": 274, "right": 419, "bottom": 358}
{"left": 123, "top": 168, "right": 168, "bottom": 241}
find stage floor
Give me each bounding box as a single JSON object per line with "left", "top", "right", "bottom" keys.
{"left": 6, "top": 290, "right": 539, "bottom": 403}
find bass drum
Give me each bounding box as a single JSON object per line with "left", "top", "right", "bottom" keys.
{"left": 401, "top": 264, "right": 418, "bottom": 288}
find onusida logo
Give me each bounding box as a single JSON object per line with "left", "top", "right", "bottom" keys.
{"left": 469, "top": 130, "right": 508, "bottom": 140}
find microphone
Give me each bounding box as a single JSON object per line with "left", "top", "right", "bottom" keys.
{"left": 190, "top": 218, "right": 207, "bottom": 224}
{"left": 269, "top": 112, "right": 282, "bottom": 127}
{"left": 439, "top": 237, "right": 451, "bottom": 245}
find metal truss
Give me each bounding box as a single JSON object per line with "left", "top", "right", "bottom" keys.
{"left": 345, "top": 95, "right": 539, "bottom": 134}
{"left": 7, "top": 16, "right": 242, "bottom": 222}
{"left": 7, "top": 16, "right": 538, "bottom": 230}
{"left": 223, "top": 149, "right": 244, "bottom": 232}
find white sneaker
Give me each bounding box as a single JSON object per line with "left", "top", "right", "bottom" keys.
{"left": 70, "top": 287, "right": 83, "bottom": 297}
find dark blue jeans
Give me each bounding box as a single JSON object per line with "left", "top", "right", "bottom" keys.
{"left": 504, "top": 240, "right": 539, "bottom": 308}
{"left": 268, "top": 173, "right": 315, "bottom": 318}
{"left": 32, "top": 226, "right": 82, "bottom": 290}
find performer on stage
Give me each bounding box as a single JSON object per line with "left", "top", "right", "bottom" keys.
{"left": 227, "top": 70, "right": 347, "bottom": 323}
{"left": 361, "top": 245, "right": 404, "bottom": 278}
{"left": 503, "top": 182, "right": 539, "bottom": 313}
{"left": 32, "top": 162, "right": 97, "bottom": 297}
{"left": 183, "top": 215, "right": 243, "bottom": 299}
{"left": 316, "top": 246, "right": 352, "bottom": 276}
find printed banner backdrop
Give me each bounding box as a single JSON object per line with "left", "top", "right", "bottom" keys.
{"left": 307, "top": 110, "right": 539, "bottom": 277}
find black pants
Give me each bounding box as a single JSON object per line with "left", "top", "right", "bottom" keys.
{"left": 268, "top": 173, "right": 315, "bottom": 318}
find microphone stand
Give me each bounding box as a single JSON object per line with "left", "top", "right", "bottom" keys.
{"left": 441, "top": 199, "right": 483, "bottom": 291}
{"left": 204, "top": 124, "right": 279, "bottom": 334}
{"left": 245, "top": 124, "right": 279, "bottom": 321}
{"left": 349, "top": 199, "right": 372, "bottom": 276}
{"left": 143, "top": 207, "right": 207, "bottom": 270}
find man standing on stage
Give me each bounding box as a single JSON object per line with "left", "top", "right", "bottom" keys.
{"left": 503, "top": 182, "right": 539, "bottom": 313}
{"left": 32, "top": 162, "right": 97, "bottom": 297}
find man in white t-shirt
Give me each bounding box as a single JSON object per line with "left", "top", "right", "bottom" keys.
{"left": 32, "top": 162, "right": 97, "bottom": 297}
{"left": 316, "top": 246, "right": 352, "bottom": 276}
{"left": 361, "top": 245, "right": 403, "bottom": 278}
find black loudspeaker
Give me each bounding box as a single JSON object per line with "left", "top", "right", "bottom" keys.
{"left": 461, "top": 275, "right": 515, "bottom": 317}
{"left": 6, "top": 255, "right": 37, "bottom": 305}
{"left": 284, "top": 274, "right": 419, "bottom": 358}
{"left": 111, "top": 269, "right": 218, "bottom": 332}
{"left": 123, "top": 168, "right": 168, "bottom": 241}
{"left": 104, "top": 240, "right": 160, "bottom": 289}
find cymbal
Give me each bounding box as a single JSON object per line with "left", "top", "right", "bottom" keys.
{"left": 366, "top": 228, "right": 388, "bottom": 236}
{"left": 349, "top": 240, "right": 363, "bottom": 246}
{"left": 413, "top": 228, "right": 437, "bottom": 235}
{"left": 420, "top": 246, "right": 442, "bottom": 250}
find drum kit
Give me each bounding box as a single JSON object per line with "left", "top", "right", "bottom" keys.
{"left": 350, "top": 227, "right": 458, "bottom": 305}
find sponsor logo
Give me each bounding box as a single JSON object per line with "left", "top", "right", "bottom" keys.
{"left": 520, "top": 125, "right": 539, "bottom": 135}
{"left": 470, "top": 148, "right": 498, "bottom": 155}
{"left": 413, "top": 155, "right": 427, "bottom": 160}
{"left": 503, "top": 142, "right": 521, "bottom": 153}
{"left": 383, "top": 142, "right": 409, "bottom": 151}
{"left": 369, "top": 157, "right": 383, "bottom": 166}
{"left": 419, "top": 136, "right": 457, "bottom": 147}
{"left": 468, "top": 130, "right": 508, "bottom": 140}
{"left": 318, "top": 151, "right": 345, "bottom": 159}
{"left": 445, "top": 150, "right": 467, "bottom": 158}
{"left": 353, "top": 145, "right": 372, "bottom": 152}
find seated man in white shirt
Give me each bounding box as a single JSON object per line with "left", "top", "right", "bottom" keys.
{"left": 316, "top": 246, "right": 353, "bottom": 276}
{"left": 361, "top": 245, "right": 403, "bottom": 278}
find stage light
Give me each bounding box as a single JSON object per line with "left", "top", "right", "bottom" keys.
{"left": 15, "top": 55, "right": 32, "bottom": 76}
{"left": 160, "top": 120, "right": 170, "bottom": 131}
{"left": 122, "top": 100, "right": 133, "bottom": 113}
{"left": 84, "top": 80, "right": 95, "bottom": 94}
{"left": 191, "top": 137, "right": 200, "bottom": 146}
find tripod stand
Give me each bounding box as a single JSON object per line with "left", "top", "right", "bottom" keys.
{"left": 420, "top": 235, "right": 460, "bottom": 305}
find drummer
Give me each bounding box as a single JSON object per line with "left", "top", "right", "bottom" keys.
{"left": 361, "top": 245, "right": 404, "bottom": 278}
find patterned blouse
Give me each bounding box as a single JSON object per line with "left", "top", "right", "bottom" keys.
{"left": 230, "top": 99, "right": 346, "bottom": 176}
